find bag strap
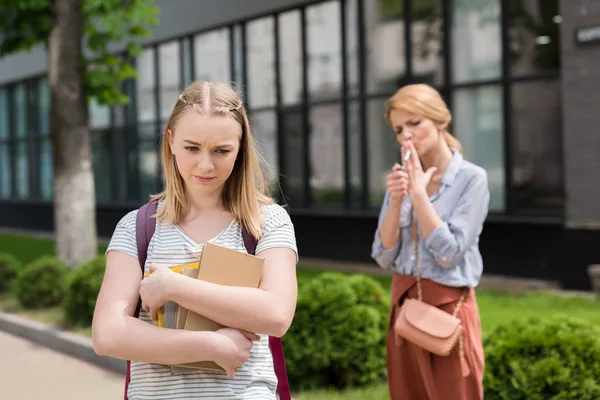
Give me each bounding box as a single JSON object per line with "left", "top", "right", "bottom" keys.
{"left": 411, "top": 216, "right": 466, "bottom": 317}
{"left": 241, "top": 225, "right": 291, "bottom": 400}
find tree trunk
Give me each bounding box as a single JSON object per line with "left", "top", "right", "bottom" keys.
{"left": 48, "top": 0, "right": 97, "bottom": 267}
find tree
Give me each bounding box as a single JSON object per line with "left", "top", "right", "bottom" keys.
{"left": 0, "top": 0, "right": 158, "bottom": 266}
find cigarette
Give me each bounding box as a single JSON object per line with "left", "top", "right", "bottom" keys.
{"left": 404, "top": 150, "right": 411, "bottom": 162}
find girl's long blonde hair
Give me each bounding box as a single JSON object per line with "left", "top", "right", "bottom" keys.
{"left": 150, "top": 81, "right": 272, "bottom": 239}
{"left": 384, "top": 84, "right": 462, "bottom": 152}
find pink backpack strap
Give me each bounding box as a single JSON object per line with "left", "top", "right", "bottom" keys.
{"left": 242, "top": 226, "right": 292, "bottom": 400}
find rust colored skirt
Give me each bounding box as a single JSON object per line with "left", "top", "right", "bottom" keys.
{"left": 386, "top": 273, "right": 485, "bottom": 400}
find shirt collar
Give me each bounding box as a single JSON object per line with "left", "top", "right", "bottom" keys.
{"left": 441, "top": 148, "right": 463, "bottom": 187}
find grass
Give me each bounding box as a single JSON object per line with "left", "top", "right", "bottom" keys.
{"left": 1, "top": 233, "right": 600, "bottom": 399}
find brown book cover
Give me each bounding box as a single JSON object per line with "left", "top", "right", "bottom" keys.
{"left": 174, "top": 242, "right": 264, "bottom": 371}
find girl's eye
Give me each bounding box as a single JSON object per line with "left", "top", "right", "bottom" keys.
{"left": 216, "top": 149, "right": 230, "bottom": 154}
{"left": 409, "top": 120, "right": 421, "bottom": 126}
{"left": 185, "top": 146, "right": 199, "bottom": 152}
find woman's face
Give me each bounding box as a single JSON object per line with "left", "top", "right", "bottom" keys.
{"left": 388, "top": 109, "right": 445, "bottom": 158}
{"left": 168, "top": 110, "right": 241, "bottom": 197}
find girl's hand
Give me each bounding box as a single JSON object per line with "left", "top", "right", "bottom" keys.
{"left": 139, "top": 264, "right": 177, "bottom": 320}
{"left": 386, "top": 163, "right": 409, "bottom": 202}
{"left": 403, "top": 141, "right": 437, "bottom": 198}
{"left": 213, "top": 328, "right": 260, "bottom": 378}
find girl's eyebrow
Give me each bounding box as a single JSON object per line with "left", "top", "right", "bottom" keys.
{"left": 183, "top": 139, "right": 201, "bottom": 145}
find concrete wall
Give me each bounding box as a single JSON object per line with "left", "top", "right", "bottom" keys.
{"left": 0, "top": 0, "right": 319, "bottom": 85}
{"left": 560, "top": 0, "right": 600, "bottom": 228}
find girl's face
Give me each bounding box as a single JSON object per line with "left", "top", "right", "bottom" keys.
{"left": 169, "top": 110, "right": 241, "bottom": 197}
{"left": 388, "top": 109, "right": 446, "bottom": 158}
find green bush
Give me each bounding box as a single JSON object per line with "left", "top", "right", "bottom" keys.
{"left": 484, "top": 317, "right": 600, "bottom": 400}
{"left": 0, "top": 252, "right": 21, "bottom": 293}
{"left": 284, "top": 272, "right": 389, "bottom": 390}
{"left": 13, "top": 256, "right": 70, "bottom": 309}
{"left": 63, "top": 255, "right": 106, "bottom": 326}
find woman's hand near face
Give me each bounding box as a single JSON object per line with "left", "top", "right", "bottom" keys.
{"left": 403, "top": 140, "right": 437, "bottom": 198}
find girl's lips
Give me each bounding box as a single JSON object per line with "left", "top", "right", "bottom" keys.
{"left": 194, "top": 176, "right": 215, "bottom": 183}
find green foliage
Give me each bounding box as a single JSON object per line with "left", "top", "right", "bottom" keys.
{"left": 483, "top": 317, "right": 600, "bottom": 400}
{"left": 63, "top": 255, "right": 106, "bottom": 326}
{"left": 284, "top": 272, "right": 389, "bottom": 390}
{"left": 0, "top": 252, "right": 21, "bottom": 293}
{"left": 13, "top": 256, "right": 70, "bottom": 309}
{"left": 0, "top": 0, "right": 159, "bottom": 106}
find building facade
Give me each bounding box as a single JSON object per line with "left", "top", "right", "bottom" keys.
{"left": 0, "top": 0, "right": 598, "bottom": 289}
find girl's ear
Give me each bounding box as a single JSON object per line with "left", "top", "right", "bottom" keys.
{"left": 167, "top": 128, "right": 175, "bottom": 154}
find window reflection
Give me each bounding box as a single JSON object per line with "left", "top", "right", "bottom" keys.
{"left": 509, "top": 0, "right": 560, "bottom": 76}
{"left": 89, "top": 97, "right": 110, "bottom": 130}
{"left": 159, "top": 41, "right": 180, "bottom": 121}
{"left": 307, "top": 1, "right": 342, "bottom": 100}
{"left": 345, "top": 0, "right": 360, "bottom": 96}
{"left": 453, "top": 85, "right": 505, "bottom": 211}
{"left": 136, "top": 48, "right": 157, "bottom": 124}
{"left": 247, "top": 18, "right": 276, "bottom": 108}
{"left": 92, "top": 133, "right": 112, "bottom": 201}
{"left": 278, "top": 11, "right": 302, "bottom": 105}
{"left": 511, "top": 80, "right": 563, "bottom": 213}
{"left": 249, "top": 111, "right": 278, "bottom": 193}
{"left": 194, "top": 29, "right": 231, "bottom": 83}
{"left": 14, "top": 84, "right": 29, "bottom": 198}
{"left": 367, "top": 97, "right": 400, "bottom": 208}
{"left": 0, "top": 89, "right": 10, "bottom": 199}
{"left": 452, "top": 0, "right": 502, "bottom": 83}
{"left": 413, "top": 0, "right": 444, "bottom": 85}
{"left": 310, "top": 103, "right": 344, "bottom": 207}
{"left": 280, "top": 107, "right": 306, "bottom": 208}
{"left": 364, "top": 0, "right": 406, "bottom": 94}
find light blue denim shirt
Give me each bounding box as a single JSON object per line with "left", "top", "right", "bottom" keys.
{"left": 371, "top": 149, "right": 490, "bottom": 288}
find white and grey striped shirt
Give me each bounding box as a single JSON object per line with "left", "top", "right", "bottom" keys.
{"left": 106, "top": 201, "right": 298, "bottom": 400}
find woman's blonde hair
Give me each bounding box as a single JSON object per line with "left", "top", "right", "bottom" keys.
{"left": 384, "top": 83, "right": 462, "bottom": 152}
{"left": 150, "top": 81, "right": 272, "bottom": 239}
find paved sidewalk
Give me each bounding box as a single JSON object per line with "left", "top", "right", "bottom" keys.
{"left": 0, "top": 330, "right": 124, "bottom": 400}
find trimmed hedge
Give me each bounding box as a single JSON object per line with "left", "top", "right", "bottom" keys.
{"left": 13, "top": 256, "right": 69, "bottom": 309}
{"left": 63, "top": 255, "right": 106, "bottom": 326}
{"left": 484, "top": 317, "right": 600, "bottom": 400}
{"left": 0, "top": 252, "right": 21, "bottom": 293}
{"left": 283, "top": 272, "right": 389, "bottom": 390}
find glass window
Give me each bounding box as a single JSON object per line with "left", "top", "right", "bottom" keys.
{"left": 136, "top": 48, "right": 157, "bottom": 125}
{"left": 92, "top": 133, "right": 112, "bottom": 201}
{"left": 0, "top": 88, "right": 7, "bottom": 139}
{"left": 0, "top": 88, "right": 10, "bottom": 199}
{"left": 139, "top": 141, "right": 159, "bottom": 200}
{"left": 39, "top": 79, "right": 50, "bottom": 135}
{"left": 40, "top": 139, "right": 53, "bottom": 200}
{"left": 280, "top": 107, "right": 306, "bottom": 208}
{"left": 367, "top": 97, "right": 399, "bottom": 208}
{"left": 511, "top": 80, "right": 563, "bottom": 213}
{"left": 233, "top": 25, "right": 245, "bottom": 93}
{"left": 412, "top": 0, "right": 444, "bottom": 86}
{"left": 89, "top": 97, "right": 111, "bottom": 130}
{"left": 194, "top": 29, "right": 231, "bottom": 84}
{"left": 307, "top": 1, "right": 342, "bottom": 100}
{"left": 453, "top": 85, "right": 505, "bottom": 211}
{"left": 159, "top": 41, "right": 180, "bottom": 122}
{"left": 181, "top": 38, "right": 193, "bottom": 88}
{"left": 345, "top": 0, "right": 360, "bottom": 96}
{"left": 278, "top": 11, "right": 302, "bottom": 105}
{"left": 249, "top": 111, "right": 278, "bottom": 193}
{"left": 348, "top": 101, "right": 363, "bottom": 207}
{"left": 247, "top": 17, "right": 276, "bottom": 108}
{"left": 452, "top": 0, "right": 502, "bottom": 83}
{"left": 0, "top": 143, "right": 10, "bottom": 199}
{"left": 310, "top": 103, "right": 344, "bottom": 207}
{"left": 509, "top": 0, "right": 560, "bottom": 76}
{"left": 14, "top": 84, "right": 29, "bottom": 198}
{"left": 365, "top": 0, "right": 406, "bottom": 94}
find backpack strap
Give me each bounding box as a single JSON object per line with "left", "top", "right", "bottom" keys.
{"left": 124, "top": 201, "right": 158, "bottom": 400}
{"left": 241, "top": 224, "right": 291, "bottom": 400}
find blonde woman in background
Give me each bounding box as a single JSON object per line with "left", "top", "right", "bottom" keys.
{"left": 372, "top": 84, "right": 489, "bottom": 400}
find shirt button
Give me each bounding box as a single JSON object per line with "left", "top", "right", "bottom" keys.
{"left": 441, "top": 257, "right": 447, "bottom": 261}
{"left": 410, "top": 255, "right": 416, "bottom": 261}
